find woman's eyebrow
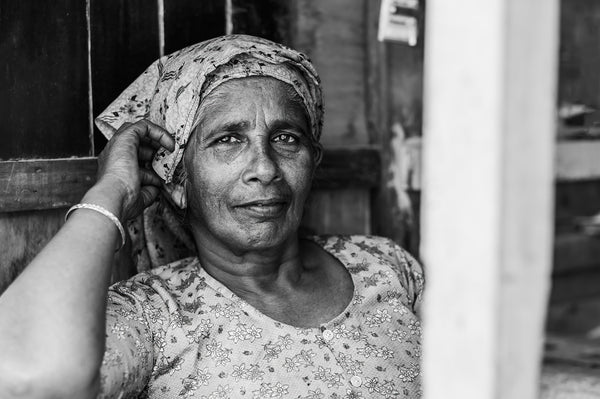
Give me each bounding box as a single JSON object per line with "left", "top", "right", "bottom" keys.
{"left": 202, "top": 121, "right": 250, "bottom": 141}
{"left": 270, "top": 120, "right": 308, "bottom": 136}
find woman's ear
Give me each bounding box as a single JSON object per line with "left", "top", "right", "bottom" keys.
{"left": 164, "top": 183, "right": 187, "bottom": 209}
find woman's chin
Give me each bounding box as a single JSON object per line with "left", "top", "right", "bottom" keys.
{"left": 224, "top": 223, "right": 297, "bottom": 252}
{"left": 242, "top": 228, "right": 292, "bottom": 249}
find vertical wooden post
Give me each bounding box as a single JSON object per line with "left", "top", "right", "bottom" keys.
{"left": 421, "top": 0, "right": 559, "bottom": 398}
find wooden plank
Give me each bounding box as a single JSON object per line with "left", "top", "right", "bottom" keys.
{"left": 293, "top": 0, "right": 369, "bottom": 146}
{"left": 231, "top": 0, "right": 293, "bottom": 44}
{"left": 0, "top": 209, "right": 65, "bottom": 294}
{"left": 421, "top": 0, "right": 558, "bottom": 398}
{"left": 0, "top": 0, "right": 91, "bottom": 159}
{"left": 90, "top": 0, "right": 160, "bottom": 154}
{"left": 0, "top": 149, "right": 380, "bottom": 212}
{"left": 0, "top": 158, "right": 97, "bottom": 212}
{"left": 163, "top": 0, "right": 225, "bottom": 54}
{"left": 302, "top": 189, "right": 371, "bottom": 235}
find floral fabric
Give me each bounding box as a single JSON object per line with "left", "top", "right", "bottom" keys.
{"left": 94, "top": 34, "right": 323, "bottom": 184}
{"left": 94, "top": 34, "right": 325, "bottom": 272}
{"left": 99, "top": 235, "right": 424, "bottom": 398}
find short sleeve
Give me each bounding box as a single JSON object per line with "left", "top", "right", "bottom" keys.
{"left": 391, "top": 243, "right": 425, "bottom": 317}
{"left": 98, "top": 280, "right": 157, "bottom": 398}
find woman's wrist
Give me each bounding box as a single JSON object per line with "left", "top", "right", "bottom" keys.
{"left": 80, "top": 178, "right": 129, "bottom": 221}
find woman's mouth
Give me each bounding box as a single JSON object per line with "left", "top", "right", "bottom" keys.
{"left": 235, "top": 199, "right": 289, "bottom": 219}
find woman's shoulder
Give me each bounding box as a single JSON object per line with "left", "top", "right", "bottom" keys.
{"left": 309, "top": 234, "right": 409, "bottom": 259}
{"left": 310, "top": 234, "right": 424, "bottom": 305}
{"left": 109, "top": 256, "right": 202, "bottom": 298}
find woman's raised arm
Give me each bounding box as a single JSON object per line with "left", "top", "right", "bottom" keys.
{"left": 0, "top": 120, "right": 174, "bottom": 399}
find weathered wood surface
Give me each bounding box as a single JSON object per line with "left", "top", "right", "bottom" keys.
{"left": 294, "top": 0, "right": 369, "bottom": 147}
{"left": 303, "top": 189, "right": 371, "bottom": 235}
{"left": 0, "top": 209, "right": 65, "bottom": 294}
{"left": 0, "top": 0, "right": 91, "bottom": 160}
{"left": 421, "top": 1, "right": 558, "bottom": 398}
{"left": 0, "top": 158, "right": 97, "bottom": 212}
{"left": 90, "top": 0, "right": 160, "bottom": 154}
{"left": 163, "top": 0, "right": 225, "bottom": 54}
{"left": 231, "top": 0, "right": 292, "bottom": 44}
{"left": 0, "top": 149, "right": 380, "bottom": 212}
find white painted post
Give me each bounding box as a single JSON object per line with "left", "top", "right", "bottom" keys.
{"left": 420, "top": 0, "right": 559, "bottom": 398}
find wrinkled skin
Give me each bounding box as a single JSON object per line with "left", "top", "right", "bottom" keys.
{"left": 183, "top": 77, "right": 316, "bottom": 254}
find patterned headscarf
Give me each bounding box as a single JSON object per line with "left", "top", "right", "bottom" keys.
{"left": 94, "top": 35, "right": 324, "bottom": 272}
{"left": 95, "top": 34, "right": 324, "bottom": 184}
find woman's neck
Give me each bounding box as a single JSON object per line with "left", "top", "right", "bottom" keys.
{"left": 191, "top": 229, "right": 308, "bottom": 296}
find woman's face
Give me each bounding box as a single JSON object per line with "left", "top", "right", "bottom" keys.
{"left": 184, "top": 77, "right": 315, "bottom": 252}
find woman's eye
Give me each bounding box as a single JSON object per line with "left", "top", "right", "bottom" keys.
{"left": 272, "top": 133, "right": 297, "bottom": 144}
{"left": 216, "top": 135, "right": 241, "bottom": 144}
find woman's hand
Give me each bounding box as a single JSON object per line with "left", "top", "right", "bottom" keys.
{"left": 96, "top": 120, "right": 175, "bottom": 221}
{"left": 0, "top": 119, "right": 175, "bottom": 398}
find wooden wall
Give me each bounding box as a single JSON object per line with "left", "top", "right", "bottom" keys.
{"left": 0, "top": 0, "right": 386, "bottom": 292}
{"left": 6, "top": 0, "right": 600, "bottom": 304}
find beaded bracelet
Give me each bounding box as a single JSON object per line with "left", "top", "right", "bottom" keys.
{"left": 65, "top": 203, "right": 126, "bottom": 251}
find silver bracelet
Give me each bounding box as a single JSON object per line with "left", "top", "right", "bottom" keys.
{"left": 65, "top": 203, "right": 126, "bottom": 251}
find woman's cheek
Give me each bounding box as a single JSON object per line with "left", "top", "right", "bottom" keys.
{"left": 211, "top": 145, "right": 245, "bottom": 164}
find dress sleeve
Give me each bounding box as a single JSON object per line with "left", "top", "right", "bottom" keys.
{"left": 391, "top": 242, "right": 425, "bottom": 317}
{"left": 97, "top": 279, "right": 157, "bottom": 398}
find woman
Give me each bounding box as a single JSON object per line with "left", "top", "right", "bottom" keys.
{"left": 0, "top": 35, "right": 423, "bottom": 399}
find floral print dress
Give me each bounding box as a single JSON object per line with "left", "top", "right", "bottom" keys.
{"left": 99, "top": 235, "right": 424, "bottom": 398}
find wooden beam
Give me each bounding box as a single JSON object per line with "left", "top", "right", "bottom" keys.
{"left": 0, "top": 158, "right": 97, "bottom": 212}
{"left": 0, "top": 148, "right": 381, "bottom": 213}
{"left": 421, "top": 1, "right": 558, "bottom": 399}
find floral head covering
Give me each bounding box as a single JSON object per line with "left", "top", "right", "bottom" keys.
{"left": 95, "top": 34, "right": 324, "bottom": 184}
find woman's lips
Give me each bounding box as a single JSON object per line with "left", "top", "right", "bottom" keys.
{"left": 234, "top": 199, "right": 289, "bottom": 218}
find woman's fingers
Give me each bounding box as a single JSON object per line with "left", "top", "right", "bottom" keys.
{"left": 139, "top": 168, "right": 162, "bottom": 188}
{"left": 96, "top": 119, "right": 173, "bottom": 220}
{"left": 139, "top": 185, "right": 160, "bottom": 210}
{"left": 132, "top": 120, "right": 176, "bottom": 152}
{"left": 113, "top": 120, "right": 175, "bottom": 152}
{"left": 138, "top": 145, "right": 156, "bottom": 162}
{"left": 140, "top": 136, "right": 162, "bottom": 150}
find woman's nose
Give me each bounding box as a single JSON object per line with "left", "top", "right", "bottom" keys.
{"left": 241, "top": 141, "right": 282, "bottom": 185}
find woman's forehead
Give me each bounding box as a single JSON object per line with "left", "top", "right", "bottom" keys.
{"left": 204, "top": 76, "right": 294, "bottom": 101}
{"left": 196, "top": 77, "right": 309, "bottom": 130}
